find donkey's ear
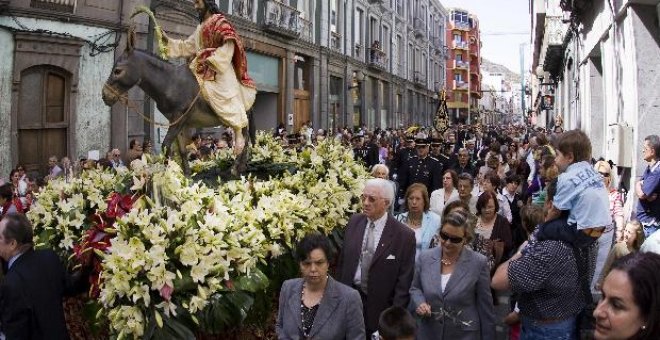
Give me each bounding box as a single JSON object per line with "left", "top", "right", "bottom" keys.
{"left": 125, "top": 28, "right": 136, "bottom": 52}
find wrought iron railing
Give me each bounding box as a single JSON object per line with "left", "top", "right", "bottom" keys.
{"left": 368, "top": 47, "right": 388, "bottom": 70}
{"left": 264, "top": 0, "right": 302, "bottom": 35}
{"left": 330, "top": 31, "right": 342, "bottom": 52}
{"left": 299, "top": 17, "right": 313, "bottom": 43}
{"left": 414, "top": 71, "right": 427, "bottom": 86}
{"left": 30, "top": 0, "right": 76, "bottom": 11}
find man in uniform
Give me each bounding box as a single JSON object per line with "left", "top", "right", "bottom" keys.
{"left": 393, "top": 135, "right": 416, "bottom": 179}
{"left": 397, "top": 138, "right": 442, "bottom": 202}
{"left": 352, "top": 135, "right": 370, "bottom": 167}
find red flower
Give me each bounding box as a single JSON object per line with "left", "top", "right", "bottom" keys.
{"left": 160, "top": 283, "right": 174, "bottom": 301}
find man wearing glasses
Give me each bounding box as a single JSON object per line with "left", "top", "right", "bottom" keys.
{"left": 337, "top": 178, "right": 416, "bottom": 338}
{"left": 397, "top": 138, "right": 442, "bottom": 205}
{"left": 452, "top": 148, "right": 476, "bottom": 178}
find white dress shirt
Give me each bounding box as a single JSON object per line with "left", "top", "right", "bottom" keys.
{"left": 353, "top": 213, "right": 388, "bottom": 286}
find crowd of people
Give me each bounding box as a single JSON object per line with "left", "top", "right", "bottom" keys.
{"left": 0, "top": 122, "right": 659, "bottom": 340}
{"left": 277, "top": 125, "right": 660, "bottom": 340}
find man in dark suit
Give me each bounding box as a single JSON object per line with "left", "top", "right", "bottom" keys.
{"left": 0, "top": 213, "right": 88, "bottom": 340}
{"left": 336, "top": 178, "right": 416, "bottom": 337}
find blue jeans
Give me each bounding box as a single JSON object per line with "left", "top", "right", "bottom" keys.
{"left": 521, "top": 316, "right": 577, "bottom": 340}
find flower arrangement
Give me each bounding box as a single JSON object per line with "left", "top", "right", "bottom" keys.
{"left": 28, "top": 132, "right": 368, "bottom": 339}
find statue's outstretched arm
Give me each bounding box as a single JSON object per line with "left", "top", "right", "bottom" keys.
{"left": 166, "top": 28, "right": 199, "bottom": 59}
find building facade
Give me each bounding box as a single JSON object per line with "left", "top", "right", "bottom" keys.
{"left": 217, "top": 0, "right": 448, "bottom": 133}
{"left": 530, "top": 0, "right": 660, "bottom": 209}
{"left": 445, "top": 7, "right": 481, "bottom": 124}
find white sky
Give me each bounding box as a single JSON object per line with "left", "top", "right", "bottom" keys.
{"left": 441, "top": 0, "right": 532, "bottom": 75}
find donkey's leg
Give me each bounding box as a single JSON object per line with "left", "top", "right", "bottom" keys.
{"left": 176, "top": 131, "right": 191, "bottom": 175}
{"left": 161, "top": 127, "right": 180, "bottom": 158}
{"left": 231, "top": 127, "right": 250, "bottom": 175}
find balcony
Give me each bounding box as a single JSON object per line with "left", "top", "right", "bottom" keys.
{"left": 451, "top": 21, "right": 471, "bottom": 31}
{"left": 470, "top": 65, "right": 479, "bottom": 75}
{"left": 263, "top": 0, "right": 301, "bottom": 39}
{"left": 232, "top": 0, "right": 255, "bottom": 21}
{"left": 454, "top": 60, "right": 469, "bottom": 69}
{"left": 543, "top": 16, "right": 569, "bottom": 78}
{"left": 413, "top": 17, "right": 425, "bottom": 37}
{"left": 414, "top": 71, "right": 427, "bottom": 87}
{"left": 368, "top": 47, "right": 388, "bottom": 71}
{"left": 299, "top": 17, "right": 313, "bottom": 43}
{"left": 452, "top": 40, "right": 469, "bottom": 50}
{"left": 470, "top": 45, "right": 479, "bottom": 56}
{"left": 368, "top": 0, "right": 385, "bottom": 4}
{"left": 30, "top": 0, "right": 76, "bottom": 12}
{"left": 453, "top": 81, "right": 468, "bottom": 91}
{"left": 330, "top": 31, "right": 342, "bottom": 53}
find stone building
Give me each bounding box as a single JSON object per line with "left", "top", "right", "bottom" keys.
{"left": 0, "top": 0, "right": 448, "bottom": 178}
{"left": 530, "top": 0, "right": 660, "bottom": 207}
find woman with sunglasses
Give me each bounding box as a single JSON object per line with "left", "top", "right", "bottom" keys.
{"left": 590, "top": 160, "right": 624, "bottom": 295}
{"left": 410, "top": 212, "right": 495, "bottom": 340}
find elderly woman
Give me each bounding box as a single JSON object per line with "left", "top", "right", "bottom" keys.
{"left": 472, "top": 191, "right": 513, "bottom": 272}
{"left": 429, "top": 170, "right": 459, "bottom": 216}
{"left": 455, "top": 173, "right": 478, "bottom": 214}
{"left": 594, "top": 252, "right": 660, "bottom": 340}
{"left": 396, "top": 183, "right": 441, "bottom": 258}
{"left": 277, "top": 232, "right": 365, "bottom": 339}
{"left": 591, "top": 160, "right": 624, "bottom": 293}
{"left": 411, "top": 212, "right": 496, "bottom": 340}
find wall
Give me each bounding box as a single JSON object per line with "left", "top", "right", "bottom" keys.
{"left": 0, "top": 16, "right": 114, "bottom": 164}
{"left": 0, "top": 28, "right": 14, "bottom": 179}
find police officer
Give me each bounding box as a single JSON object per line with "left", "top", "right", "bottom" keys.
{"left": 433, "top": 139, "right": 454, "bottom": 176}
{"left": 352, "top": 135, "right": 370, "bottom": 166}
{"left": 393, "top": 135, "right": 416, "bottom": 179}
{"left": 397, "top": 138, "right": 443, "bottom": 201}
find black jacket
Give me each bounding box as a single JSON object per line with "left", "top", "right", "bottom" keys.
{"left": 0, "top": 249, "right": 88, "bottom": 340}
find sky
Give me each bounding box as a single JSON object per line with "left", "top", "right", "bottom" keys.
{"left": 441, "top": 0, "right": 532, "bottom": 75}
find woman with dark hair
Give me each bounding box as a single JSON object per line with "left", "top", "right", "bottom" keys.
{"left": 0, "top": 183, "right": 19, "bottom": 218}
{"left": 396, "top": 183, "right": 441, "bottom": 258}
{"left": 481, "top": 172, "right": 512, "bottom": 223}
{"left": 429, "top": 170, "right": 459, "bottom": 216}
{"left": 276, "top": 232, "right": 365, "bottom": 339}
{"left": 472, "top": 191, "right": 512, "bottom": 272}
{"left": 593, "top": 252, "right": 660, "bottom": 340}
{"left": 411, "top": 212, "right": 495, "bottom": 339}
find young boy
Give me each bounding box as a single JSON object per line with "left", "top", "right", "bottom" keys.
{"left": 534, "top": 130, "right": 611, "bottom": 247}
{"left": 372, "top": 306, "right": 417, "bottom": 340}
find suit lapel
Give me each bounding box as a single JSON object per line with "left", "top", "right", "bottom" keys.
{"left": 309, "top": 278, "right": 341, "bottom": 337}
{"left": 442, "top": 249, "right": 472, "bottom": 297}
{"left": 346, "top": 215, "right": 368, "bottom": 278}
{"left": 287, "top": 279, "right": 304, "bottom": 332}
{"left": 370, "top": 215, "right": 395, "bottom": 266}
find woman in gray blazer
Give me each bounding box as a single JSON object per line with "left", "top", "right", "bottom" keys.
{"left": 276, "top": 232, "right": 365, "bottom": 340}
{"left": 410, "top": 212, "right": 496, "bottom": 340}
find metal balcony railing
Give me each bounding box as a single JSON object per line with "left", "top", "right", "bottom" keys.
{"left": 453, "top": 40, "right": 469, "bottom": 50}
{"left": 232, "top": 0, "right": 254, "bottom": 21}
{"left": 414, "top": 71, "right": 427, "bottom": 86}
{"left": 263, "top": 0, "right": 302, "bottom": 38}
{"left": 30, "top": 0, "right": 76, "bottom": 11}
{"left": 368, "top": 47, "right": 388, "bottom": 71}
{"left": 299, "top": 17, "right": 313, "bottom": 43}
{"left": 452, "top": 21, "right": 471, "bottom": 31}
{"left": 330, "top": 31, "right": 342, "bottom": 52}
{"left": 454, "top": 81, "right": 469, "bottom": 90}
{"left": 454, "top": 60, "right": 469, "bottom": 69}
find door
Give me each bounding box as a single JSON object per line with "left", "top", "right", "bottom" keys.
{"left": 18, "top": 66, "right": 69, "bottom": 177}
{"left": 294, "top": 89, "right": 310, "bottom": 132}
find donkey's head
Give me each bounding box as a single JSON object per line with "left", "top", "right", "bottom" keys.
{"left": 102, "top": 29, "right": 144, "bottom": 106}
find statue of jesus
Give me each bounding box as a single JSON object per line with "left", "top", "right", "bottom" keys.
{"left": 161, "top": 0, "right": 256, "bottom": 156}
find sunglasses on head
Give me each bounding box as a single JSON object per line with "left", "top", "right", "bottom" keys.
{"left": 439, "top": 231, "right": 463, "bottom": 244}
{"left": 598, "top": 172, "right": 610, "bottom": 178}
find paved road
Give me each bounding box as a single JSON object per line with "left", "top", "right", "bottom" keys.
{"left": 495, "top": 292, "right": 512, "bottom": 340}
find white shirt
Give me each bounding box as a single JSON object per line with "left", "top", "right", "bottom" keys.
{"left": 353, "top": 213, "right": 388, "bottom": 285}
{"left": 441, "top": 273, "right": 452, "bottom": 293}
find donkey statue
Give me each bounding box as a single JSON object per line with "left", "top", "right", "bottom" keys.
{"left": 102, "top": 34, "right": 250, "bottom": 175}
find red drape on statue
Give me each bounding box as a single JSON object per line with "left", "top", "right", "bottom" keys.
{"left": 196, "top": 13, "right": 256, "bottom": 88}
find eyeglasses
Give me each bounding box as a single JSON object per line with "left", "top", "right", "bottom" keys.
{"left": 361, "top": 194, "right": 382, "bottom": 203}
{"left": 439, "top": 231, "right": 463, "bottom": 244}
{"left": 598, "top": 172, "right": 610, "bottom": 178}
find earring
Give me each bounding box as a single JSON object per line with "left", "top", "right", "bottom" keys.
{"left": 642, "top": 325, "right": 647, "bottom": 330}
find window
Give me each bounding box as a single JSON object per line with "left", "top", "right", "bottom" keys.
{"left": 453, "top": 33, "right": 462, "bottom": 43}
{"left": 383, "top": 25, "right": 390, "bottom": 57}
{"left": 456, "top": 53, "right": 463, "bottom": 61}
{"left": 18, "top": 66, "right": 70, "bottom": 175}
{"left": 454, "top": 73, "right": 463, "bottom": 82}
{"left": 355, "top": 8, "right": 363, "bottom": 46}
{"left": 452, "top": 11, "right": 469, "bottom": 24}
{"left": 330, "top": 0, "right": 338, "bottom": 32}
{"left": 297, "top": 0, "right": 310, "bottom": 19}
{"left": 370, "top": 17, "right": 379, "bottom": 46}
{"left": 408, "top": 43, "right": 414, "bottom": 78}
